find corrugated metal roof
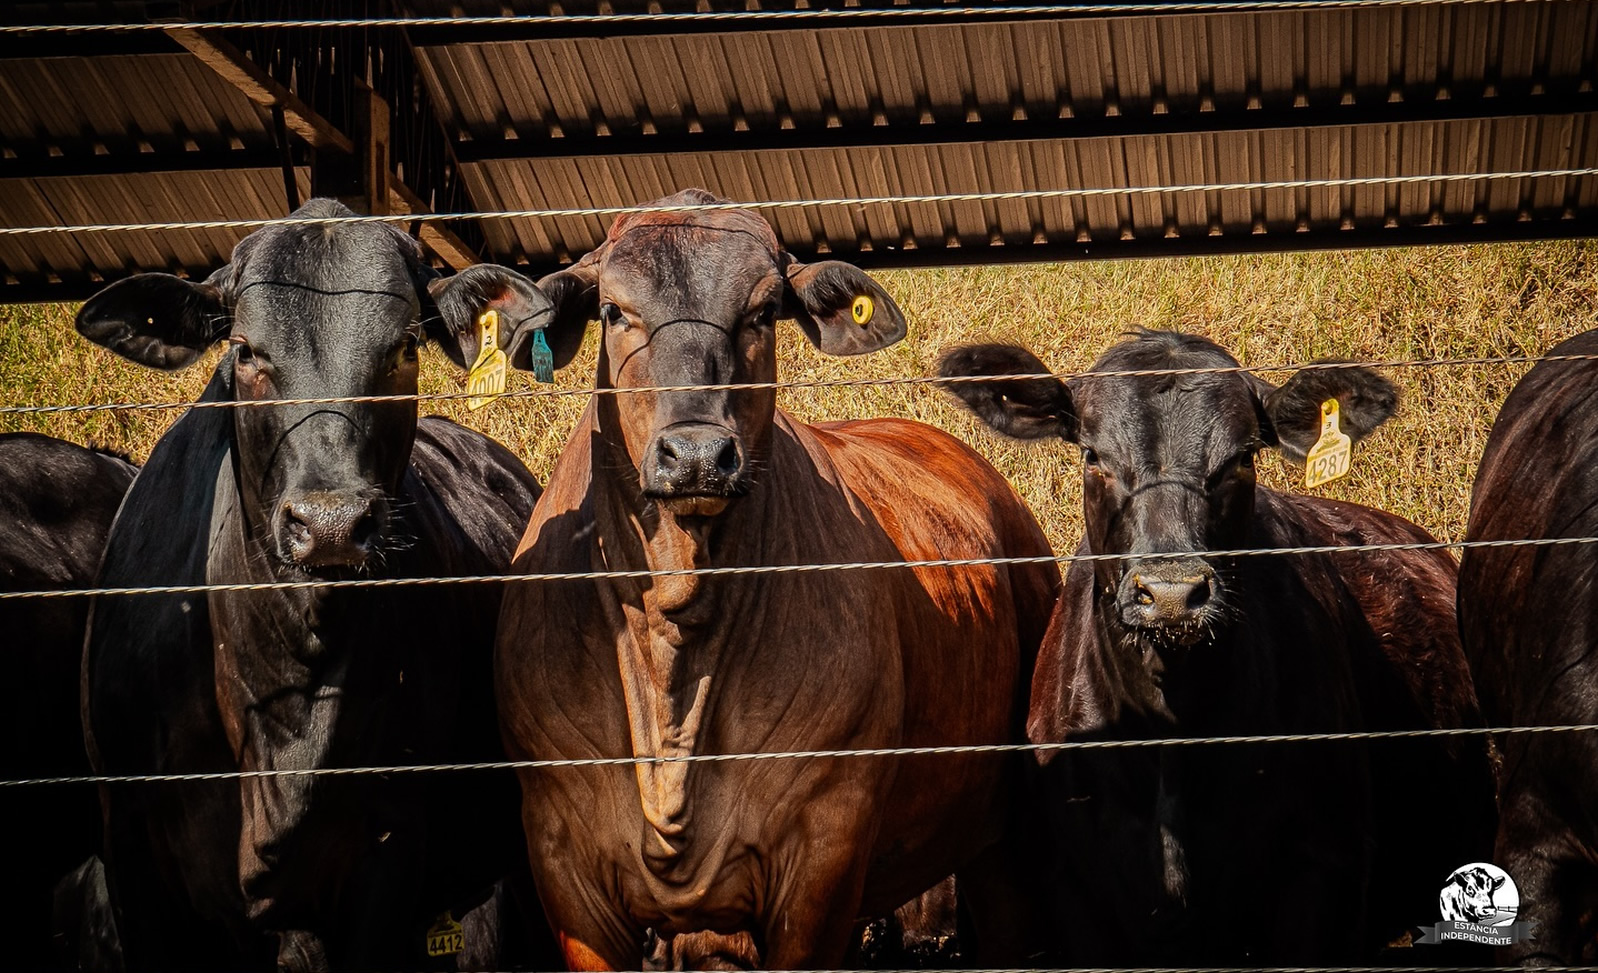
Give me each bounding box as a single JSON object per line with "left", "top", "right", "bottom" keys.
{"left": 0, "top": 1, "right": 1595, "bottom": 301}
{"left": 414, "top": 6, "right": 1597, "bottom": 142}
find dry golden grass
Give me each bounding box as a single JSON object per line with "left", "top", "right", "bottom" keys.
{"left": 4, "top": 241, "right": 1595, "bottom": 554}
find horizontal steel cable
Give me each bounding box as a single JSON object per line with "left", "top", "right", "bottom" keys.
{"left": 202, "top": 969, "right": 1598, "bottom": 973}
{"left": 3, "top": 724, "right": 1594, "bottom": 788}
{"left": 5, "top": 352, "right": 1597, "bottom": 417}
{"left": 2, "top": 536, "right": 1594, "bottom": 602}
{"left": 1, "top": 169, "right": 1592, "bottom": 236}
{"left": 0, "top": 0, "right": 1563, "bottom": 33}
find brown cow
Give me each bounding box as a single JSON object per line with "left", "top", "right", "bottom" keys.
{"left": 488, "top": 190, "right": 1058, "bottom": 968}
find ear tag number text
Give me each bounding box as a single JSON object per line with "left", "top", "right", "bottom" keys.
{"left": 425, "top": 912, "right": 465, "bottom": 958}
{"left": 466, "top": 309, "right": 508, "bottom": 411}
{"left": 1304, "top": 397, "right": 1353, "bottom": 489}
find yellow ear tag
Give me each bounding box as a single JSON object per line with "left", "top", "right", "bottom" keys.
{"left": 851, "top": 295, "right": 874, "bottom": 326}
{"left": 424, "top": 911, "right": 464, "bottom": 958}
{"left": 1304, "top": 398, "right": 1353, "bottom": 489}
{"left": 466, "top": 309, "right": 508, "bottom": 411}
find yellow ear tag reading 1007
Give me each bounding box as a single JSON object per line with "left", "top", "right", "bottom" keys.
{"left": 1304, "top": 397, "right": 1353, "bottom": 489}
{"left": 425, "top": 911, "right": 464, "bottom": 958}
{"left": 466, "top": 309, "right": 508, "bottom": 411}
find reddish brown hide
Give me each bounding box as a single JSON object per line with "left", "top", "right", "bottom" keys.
{"left": 492, "top": 191, "right": 1058, "bottom": 968}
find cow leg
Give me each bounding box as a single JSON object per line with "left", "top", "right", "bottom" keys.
{"left": 1498, "top": 787, "right": 1598, "bottom": 965}
{"left": 760, "top": 847, "right": 871, "bottom": 969}
{"left": 102, "top": 800, "right": 261, "bottom": 972}
{"left": 530, "top": 877, "right": 642, "bottom": 971}
{"left": 958, "top": 825, "right": 1049, "bottom": 964}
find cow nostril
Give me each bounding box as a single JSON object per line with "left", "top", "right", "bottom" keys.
{"left": 283, "top": 502, "right": 312, "bottom": 544}
{"left": 714, "top": 438, "right": 741, "bottom": 478}
{"left": 1133, "top": 577, "right": 1155, "bottom": 606}
{"left": 347, "top": 502, "right": 379, "bottom": 551}
{"left": 656, "top": 437, "right": 684, "bottom": 471}
{"left": 1183, "top": 575, "right": 1212, "bottom": 612}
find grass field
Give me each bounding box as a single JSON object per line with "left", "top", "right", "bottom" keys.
{"left": 3, "top": 241, "right": 1595, "bottom": 554}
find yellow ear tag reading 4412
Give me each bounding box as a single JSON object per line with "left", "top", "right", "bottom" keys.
{"left": 466, "top": 309, "right": 508, "bottom": 411}
{"left": 851, "top": 295, "right": 874, "bottom": 326}
{"left": 1304, "top": 398, "right": 1353, "bottom": 489}
{"left": 425, "top": 912, "right": 464, "bottom": 958}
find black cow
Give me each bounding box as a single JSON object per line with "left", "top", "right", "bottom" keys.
{"left": 75, "top": 199, "right": 549, "bottom": 972}
{"left": 1, "top": 433, "right": 135, "bottom": 972}
{"left": 1458, "top": 328, "right": 1598, "bottom": 964}
{"left": 940, "top": 331, "right": 1496, "bottom": 964}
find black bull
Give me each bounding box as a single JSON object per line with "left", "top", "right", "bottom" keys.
{"left": 1, "top": 433, "right": 136, "bottom": 972}
{"left": 76, "top": 199, "right": 551, "bottom": 971}
{"left": 940, "top": 332, "right": 1497, "bottom": 963}
{"left": 1459, "top": 327, "right": 1598, "bottom": 966}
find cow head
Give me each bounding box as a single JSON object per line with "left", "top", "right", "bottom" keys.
{"left": 939, "top": 331, "right": 1396, "bottom": 651}
{"left": 510, "top": 189, "right": 905, "bottom": 517}
{"left": 75, "top": 199, "right": 550, "bottom": 574}
{"left": 1444, "top": 866, "right": 1506, "bottom": 922}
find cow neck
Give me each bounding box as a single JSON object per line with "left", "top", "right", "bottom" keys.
{"left": 591, "top": 399, "right": 774, "bottom": 870}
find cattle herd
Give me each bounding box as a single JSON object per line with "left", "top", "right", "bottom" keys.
{"left": 1, "top": 189, "right": 1595, "bottom": 972}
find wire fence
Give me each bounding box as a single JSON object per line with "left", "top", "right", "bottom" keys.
{"left": 0, "top": 535, "right": 1594, "bottom": 602}
{"left": 4, "top": 350, "right": 1598, "bottom": 416}
{"left": 3, "top": 169, "right": 1593, "bottom": 237}
{"left": 0, "top": 0, "right": 1570, "bottom": 34}
{"left": 3, "top": 6, "right": 1592, "bottom": 969}
{"left": 0, "top": 723, "right": 1592, "bottom": 788}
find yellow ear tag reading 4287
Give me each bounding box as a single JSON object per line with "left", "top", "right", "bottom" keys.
{"left": 1304, "top": 397, "right": 1353, "bottom": 489}
{"left": 424, "top": 911, "right": 464, "bottom": 958}
{"left": 466, "top": 309, "right": 508, "bottom": 411}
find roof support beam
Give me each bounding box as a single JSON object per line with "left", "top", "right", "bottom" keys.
{"left": 453, "top": 90, "right": 1598, "bottom": 164}
{"left": 168, "top": 27, "right": 478, "bottom": 268}
{"left": 168, "top": 29, "right": 354, "bottom": 153}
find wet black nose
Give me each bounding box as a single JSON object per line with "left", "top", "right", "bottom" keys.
{"left": 280, "top": 492, "right": 382, "bottom": 568}
{"left": 1118, "top": 558, "right": 1218, "bottom": 630}
{"left": 645, "top": 424, "right": 744, "bottom": 498}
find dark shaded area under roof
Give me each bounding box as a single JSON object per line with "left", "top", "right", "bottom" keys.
{"left": 1, "top": 0, "right": 1595, "bottom": 303}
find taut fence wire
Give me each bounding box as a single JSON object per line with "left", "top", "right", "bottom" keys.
{"left": 0, "top": 0, "right": 1571, "bottom": 33}
{"left": 2, "top": 536, "right": 1596, "bottom": 602}
{"left": 4, "top": 352, "right": 1597, "bottom": 417}
{"left": 0, "top": 169, "right": 1592, "bottom": 236}
{"left": 5, "top": 723, "right": 1597, "bottom": 788}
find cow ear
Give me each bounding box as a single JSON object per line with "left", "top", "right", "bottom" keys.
{"left": 427, "top": 264, "right": 560, "bottom": 372}
{"left": 75, "top": 272, "right": 230, "bottom": 370}
{"left": 782, "top": 259, "right": 906, "bottom": 356}
{"left": 531, "top": 263, "right": 600, "bottom": 372}
{"left": 937, "top": 343, "right": 1078, "bottom": 442}
{"left": 1254, "top": 362, "right": 1398, "bottom": 464}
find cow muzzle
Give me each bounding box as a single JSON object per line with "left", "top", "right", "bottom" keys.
{"left": 277, "top": 491, "right": 386, "bottom": 570}
{"left": 643, "top": 423, "right": 747, "bottom": 512}
{"left": 1117, "top": 557, "right": 1220, "bottom": 644}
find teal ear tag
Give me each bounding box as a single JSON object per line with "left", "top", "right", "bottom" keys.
{"left": 529, "top": 329, "right": 554, "bottom": 384}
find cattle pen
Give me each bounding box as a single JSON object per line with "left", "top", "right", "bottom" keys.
{"left": 2, "top": 2, "right": 1598, "bottom": 972}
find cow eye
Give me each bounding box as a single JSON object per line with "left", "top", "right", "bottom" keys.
{"left": 1082, "top": 447, "right": 1100, "bottom": 467}
{"left": 401, "top": 332, "right": 419, "bottom": 359}
{"left": 229, "top": 336, "right": 254, "bottom": 364}
{"left": 599, "top": 302, "right": 625, "bottom": 328}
